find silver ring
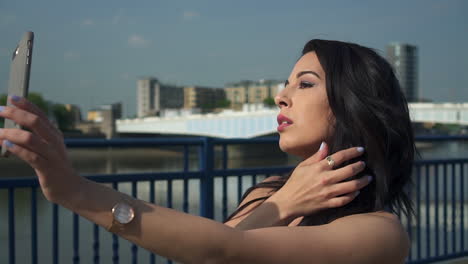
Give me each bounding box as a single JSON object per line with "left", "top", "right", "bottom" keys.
{"left": 326, "top": 156, "right": 335, "bottom": 167}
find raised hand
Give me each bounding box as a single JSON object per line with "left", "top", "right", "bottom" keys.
{"left": 0, "top": 95, "right": 82, "bottom": 204}
{"left": 269, "top": 143, "right": 372, "bottom": 219}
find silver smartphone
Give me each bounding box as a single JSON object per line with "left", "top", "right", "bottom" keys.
{"left": 1, "top": 31, "right": 34, "bottom": 157}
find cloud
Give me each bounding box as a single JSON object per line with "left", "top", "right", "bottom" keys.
{"left": 64, "top": 51, "right": 80, "bottom": 61}
{"left": 81, "top": 19, "right": 94, "bottom": 26}
{"left": 182, "top": 11, "right": 200, "bottom": 20}
{"left": 128, "top": 34, "right": 150, "bottom": 48}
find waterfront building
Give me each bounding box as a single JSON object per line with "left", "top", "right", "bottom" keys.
{"left": 386, "top": 43, "right": 419, "bottom": 102}
{"left": 224, "top": 79, "right": 283, "bottom": 110}
{"left": 64, "top": 104, "right": 83, "bottom": 127}
{"left": 79, "top": 102, "right": 122, "bottom": 138}
{"left": 87, "top": 102, "right": 122, "bottom": 122}
{"left": 183, "top": 85, "right": 226, "bottom": 112}
{"left": 137, "top": 78, "right": 184, "bottom": 117}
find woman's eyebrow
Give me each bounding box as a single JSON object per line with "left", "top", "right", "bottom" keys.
{"left": 285, "top": 70, "right": 321, "bottom": 86}
{"left": 297, "top": 70, "right": 321, "bottom": 80}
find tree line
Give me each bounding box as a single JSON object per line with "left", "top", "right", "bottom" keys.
{"left": 0, "top": 92, "right": 76, "bottom": 131}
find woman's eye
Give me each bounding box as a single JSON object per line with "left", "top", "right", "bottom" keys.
{"left": 299, "top": 81, "right": 315, "bottom": 89}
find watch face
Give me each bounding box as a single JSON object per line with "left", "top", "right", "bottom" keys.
{"left": 112, "top": 203, "right": 135, "bottom": 224}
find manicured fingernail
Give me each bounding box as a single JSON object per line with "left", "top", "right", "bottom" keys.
{"left": 319, "top": 141, "right": 325, "bottom": 151}
{"left": 4, "top": 140, "right": 14, "bottom": 148}
{"left": 357, "top": 147, "right": 364, "bottom": 152}
{"left": 0, "top": 106, "right": 4, "bottom": 112}
{"left": 361, "top": 161, "right": 366, "bottom": 167}
{"left": 11, "top": 95, "right": 21, "bottom": 102}
{"left": 367, "top": 176, "right": 373, "bottom": 182}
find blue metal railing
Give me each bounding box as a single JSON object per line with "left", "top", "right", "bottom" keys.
{"left": 0, "top": 136, "right": 467, "bottom": 264}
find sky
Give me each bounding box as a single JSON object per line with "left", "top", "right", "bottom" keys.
{"left": 0, "top": 0, "right": 467, "bottom": 118}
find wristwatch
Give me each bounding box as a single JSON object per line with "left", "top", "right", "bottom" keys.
{"left": 108, "top": 200, "right": 135, "bottom": 233}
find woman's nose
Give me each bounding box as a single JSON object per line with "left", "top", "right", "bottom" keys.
{"left": 274, "top": 95, "right": 290, "bottom": 108}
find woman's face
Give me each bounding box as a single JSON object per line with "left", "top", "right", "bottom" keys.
{"left": 275, "top": 51, "right": 333, "bottom": 159}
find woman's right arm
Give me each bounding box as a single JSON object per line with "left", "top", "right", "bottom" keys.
{"left": 225, "top": 143, "right": 369, "bottom": 230}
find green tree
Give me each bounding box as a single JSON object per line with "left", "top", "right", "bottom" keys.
{"left": 0, "top": 92, "right": 49, "bottom": 113}
{"left": 0, "top": 92, "right": 51, "bottom": 128}
{"left": 27, "top": 92, "right": 50, "bottom": 114}
{"left": 52, "top": 103, "right": 73, "bottom": 131}
{"left": 216, "top": 99, "right": 231, "bottom": 108}
{"left": 263, "top": 97, "right": 276, "bottom": 107}
{"left": 0, "top": 94, "right": 7, "bottom": 105}
{"left": 0, "top": 93, "right": 77, "bottom": 131}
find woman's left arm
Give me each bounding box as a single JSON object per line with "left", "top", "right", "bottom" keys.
{"left": 66, "top": 177, "right": 241, "bottom": 264}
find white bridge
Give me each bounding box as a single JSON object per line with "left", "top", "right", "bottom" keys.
{"left": 117, "top": 103, "right": 468, "bottom": 138}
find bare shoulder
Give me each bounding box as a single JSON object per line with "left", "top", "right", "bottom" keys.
{"left": 328, "top": 211, "right": 410, "bottom": 263}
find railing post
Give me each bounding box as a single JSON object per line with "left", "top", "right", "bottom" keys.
{"left": 199, "top": 137, "right": 215, "bottom": 219}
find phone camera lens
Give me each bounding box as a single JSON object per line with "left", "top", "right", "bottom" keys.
{"left": 12, "top": 45, "right": 19, "bottom": 60}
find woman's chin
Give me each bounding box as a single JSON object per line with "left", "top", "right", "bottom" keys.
{"left": 278, "top": 139, "right": 319, "bottom": 159}
{"left": 278, "top": 142, "right": 303, "bottom": 158}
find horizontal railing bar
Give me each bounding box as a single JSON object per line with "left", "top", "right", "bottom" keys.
{"left": 2, "top": 159, "right": 467, "bottom": 189}
{"left": 213, "top": 167, "right": 294, "bottom": 176}
{"left": 60, "top": 135, "right": 468, "bottom": 149}
{"left": 64, "top": 137, "right": 205, "bottom": 148}
{"left": 214, "top": 135, "right": 468, "bottom": 144}
{"left": 0, "top": 171, "right": 204, "bottom": 188}
{"left": 213, "top": 137, "right": 279, "bottom": 144}
{"left": 413, "top": 135, "right": 468, "bottom": 141}
{"left": 86, "top": 171, "right": 203, "bottom": 182}
{"left": 414, "top": 159, "right": 468, "bottom": 165}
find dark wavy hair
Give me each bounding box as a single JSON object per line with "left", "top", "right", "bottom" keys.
{"left": 224, "top": 39, "right": 416, "bottom": 226}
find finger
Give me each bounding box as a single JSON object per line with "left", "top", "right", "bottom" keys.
{"left": 8, "top": 95, "right": 63, "bottom": 139}
{"left": 320, "top": 146, "right": 365, "bottom": 170}
{"left": 301, "top": 141, "right": 329, "bottom": 166}
{"left": 326, "top": 191, "right": 360, "bottom": 208}
{"left": 0, "top": 105, "right": 61, "bottom": 146}
{"left": 324, "top": 160, "right": 366, "bottom": 184}
{"left": 9, "top": 95, "right": 50, "bottom": 125}
{"left": 1, "top": 138, "right": 48, "bottom": 170}
{"left": 326, "top": 175, "right": 372, "bottom": 198}
{"left": 0, "top": 128, "right": 52, "bottom": 160}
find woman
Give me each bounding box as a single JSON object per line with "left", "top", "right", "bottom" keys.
{"left": 0, "top": 39, "right": 414, "bottom": 263}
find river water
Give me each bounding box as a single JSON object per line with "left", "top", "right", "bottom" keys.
{"left": 0, "top": 140, "right": 467, "bottom": 263}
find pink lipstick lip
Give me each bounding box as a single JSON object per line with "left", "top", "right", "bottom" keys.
{"left": 277, "top": 114, "right": 293, "bottom": 125}
{"left": 277, "top": 114, "right": 293, "bottom": 132}
{"left": 277, "top": 122, "right": 292, "bottom": 132}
